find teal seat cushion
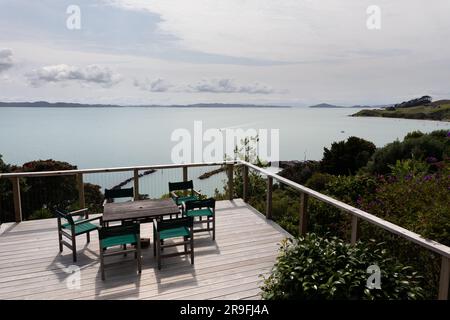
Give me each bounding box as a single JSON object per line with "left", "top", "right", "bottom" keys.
{"left": 175, "top": 195, "right": 199, "bottom": 205}
{"left": 62, "top": 221, "right": 98, "bottom": 235}
{"left": 185, "top": 208, "right": 213, "bottom": 217}
{"left": 159, "top": 226, "right": 190, "bottom": 240}
{"left": 101, "top": 234, "right": 138, "bottom": 249}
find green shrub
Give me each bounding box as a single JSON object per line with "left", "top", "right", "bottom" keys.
{"left": 261, "top": 233, "right": 425, "bottom": 300}
{"left": 28, "top": 207, "right": 53, "bottom": 220}
{"left": 365, "top": 130, "right": 449, "bottom": 174}
{"left": 305, "top": 172, "right": 334, "bottom": 191}
{"left": 321, "top": 136, "right": 376, "bottom": 175}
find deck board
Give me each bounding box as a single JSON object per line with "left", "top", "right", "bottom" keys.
{"left": 0, "top": 199, "right": 289, "bottom": 300}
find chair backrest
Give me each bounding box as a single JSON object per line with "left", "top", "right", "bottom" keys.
{"left": 104, "top": 187, "right": 134, "bottom": 202}
{"left": 184, "top": 198, "right": 215, "bottom": 211}
{"left": 98, "top": 222, "right": 140, "bottom": 240}
{"left": 55, "top": 209, "right": 74, "bottom": 225}
{"left": 156, "top": 216, "right": 193, "bottom": 232}
{"left": 168, "top": 180, "right": 194, "bottom": 192}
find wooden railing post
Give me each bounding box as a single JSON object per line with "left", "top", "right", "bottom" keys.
{"left": 266, "top": 176, "right": 273, "bottom": 219}
{"left": 133, "top": 169, "right": 140, "bottom": 200}
{"left": 243, "top": 165, "right": 249, "bottom": 202}
{"left": 299, "top": 192, "right": 308, "bottom": 236}
{"left": 183, "top": 166, "right": 188, "bottom": 182}
{"left": 227, "top": 164, "right": 234, "bottom": 201}
{"left": 351, "top": 215, "right": 360, "bottom": 244}
{"left": 11, "top": 177, "right": 22, "bottom": 222}
{"left": 76, "top": 173, "right": 85, "bottom": 209}
{"left": 438, "top": 256, "right": 449, "bottom": 300}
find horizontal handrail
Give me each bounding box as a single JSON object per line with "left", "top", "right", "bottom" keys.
{"left": 0, "top": 161, "right": 236, "bottom": 178}
{"left": 239, "top": 160, "right": 450, "bottom": 259}
{"left": 1, "top": 158, "right": 449, "bottom": 258}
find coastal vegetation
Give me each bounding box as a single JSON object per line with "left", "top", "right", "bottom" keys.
{"left": 217, "top": 129, "right": 449, "bottom": 299}
{"left": 352, "top": 97, "right": 450, "bottom": 121}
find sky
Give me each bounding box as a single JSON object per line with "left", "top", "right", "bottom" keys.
{"left": 0, "top": 0, "right": 449, "bottom": 106}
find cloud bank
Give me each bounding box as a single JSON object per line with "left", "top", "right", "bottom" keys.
{"left": 188, "top": 78, "right": 274, "bottom": 94}
{"left": 26, "top": 64, "right": 122, "bottom": 87}
{"left": 0, "top": 49, "right": 13, "bottom": 73}
{"left": 134, "top": 78, "right": 172, "bottom": 92}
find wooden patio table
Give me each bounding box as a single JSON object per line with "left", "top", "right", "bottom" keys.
{"left": 103, "top": 198, "right": 180, "bottom": 224}
{"left": 103, "top": 199, "right": 181, "bottom": 246}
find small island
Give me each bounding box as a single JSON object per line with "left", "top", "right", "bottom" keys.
{"left": 352, "top": 96, "right": 450, "bottom": 121}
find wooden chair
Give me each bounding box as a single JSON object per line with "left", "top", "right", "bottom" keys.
{"left": 153, "top": 216, "right": 194, "bottom": 270}
{"left": 184, "top": 198, "right": 216, "bottom": 240}
{"left": 56, "top": 208, "right": 101, "bottom": 262}
{"left": 103, "top": 187, "right": 134, "bottom": 227}
{"left": 98, "top": 222, "right": 142, "bottom": 280}
{"left": 168, "top": 180, "right": 201, "bottom": 216}
{"left": 103, "top": 187, "right": 134, "bottom": 206}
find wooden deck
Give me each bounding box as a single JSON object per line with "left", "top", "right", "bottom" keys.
{"left": 0, "top": 199, "right": 289, "bottom": 300}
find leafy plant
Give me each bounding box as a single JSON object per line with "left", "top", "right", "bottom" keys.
{"left": 321, "top": 136, "right": 376, "bottom": 175}
{"left": 261, "top": 233, "right": 425, "bottom": 300}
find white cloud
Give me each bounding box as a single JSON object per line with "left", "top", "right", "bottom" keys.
{"left": 104, "top": 0, "right": 450, "bottom": 62}
{"left": 0, "top": 48, "right": 13, "bottom": 73}
{"left": 134, "top": 78, "right": 172, "bottom": 92}
{"left": 188, "top": 78, "right": 274, "bottom": 94}
{"left": 26, "top": 64, "right": 122, "bottom": 87}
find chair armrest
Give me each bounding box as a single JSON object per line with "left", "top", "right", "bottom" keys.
{"left": 68, "top": 208, "right": 89, "bottom": 216}
{"left": 102, "top": 199, "right": 108, "bottom": 207}
{"left": 170, "top": 191, "right": 179, "bottom": 199}
{"left": 193, "top": 189, "right": 202, "bottom": 196}
{"left": 74, "top": 216, "right": 102, "bottom": 225}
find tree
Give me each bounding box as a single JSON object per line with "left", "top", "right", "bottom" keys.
{"left": 321, "top": 137, "right": 376, "bottom": 175}
{"left": 0, "top": 158, "right": 104, "bottom": 222}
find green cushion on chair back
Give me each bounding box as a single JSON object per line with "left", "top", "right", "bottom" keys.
{"left": 98, "top": 223, "right": 140, "bottom": 240}
{"left": 156, "top": 216, "right": 193, "bottom": 232}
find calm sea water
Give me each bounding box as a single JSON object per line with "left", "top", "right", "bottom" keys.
{"left": 0, "top": 107, "right": 448, "bottom": 197}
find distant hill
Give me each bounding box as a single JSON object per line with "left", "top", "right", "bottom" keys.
{"left": 309, "top": 103, "right": 345, "bottom": 108}
{"left": 0, "top": 101, "right": 292, "bottom": 108}
{"left": 352, "top": 98, "right": 450, "bottom": 121}
{"left": 309, "top": 103, "right": 384, "bottom": 109}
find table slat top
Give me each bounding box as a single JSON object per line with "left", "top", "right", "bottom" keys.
{"left": 103, "top": 199, "right": 180, "bottom": 222}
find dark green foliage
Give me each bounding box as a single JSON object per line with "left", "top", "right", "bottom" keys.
{"left": 20, "top": 160, "right": 78, "bottom": 216}
{"left": 321, "top": 136, "right": 376, "bottom": 175}
{"left": 0, "top": 158, "right": 104, "bottom": 221}
{"left": 304, "top": 172, "right": 333, "bottom": 191}
{"left": 278, "top": 161, "right": 321, "bottom": 184}
{"left": 84, "top": 183, "right": 104, "bottom": 213}
{"left": 365, "top": 130, "right": 450, "bottom": 174}
{"left": 261, "top": 234, "right": 425, "bottom": 300}
{"left": 0, "top": 154, "right": 13, "bottom": 222}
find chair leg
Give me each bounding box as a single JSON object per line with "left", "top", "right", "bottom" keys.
{"left": 153, "top": 231, "right": 156, "bottom": 257}
{"left": 157, "top": 239, "right": 161, "bottom": 270}
{"left": 136, "top": 240, "right": 142, "bottom": 274}
{"left": 58, "top": 229, "right": 63, "bottom": 252}
{"left": 212, "top": 217, "right": 216, "bottom": 241}
{"left": 184, "top": 236, "right": 188, "bottom": 253}
{"left": 190, "top": 235, "right": 194, "bottom": 265}
{"left": 123, "top": 244, "right": 127, "bottom": 257}
{"left": 86, "top": 232, "right": 90, "bottom": 243}
{"left": 100, "top": 246, "right": 105, "bottom": 281}
{"left": 71, "top": 235, "right": 77, "bottom": 262}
